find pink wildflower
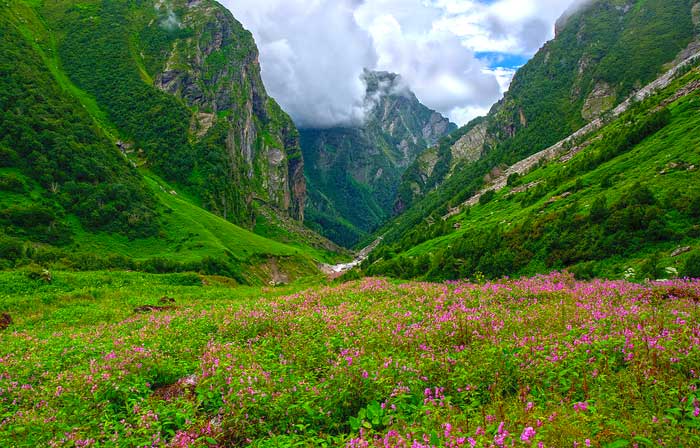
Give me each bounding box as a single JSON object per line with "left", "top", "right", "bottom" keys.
{"left": 521, "top": 427, "right": 536, "bottom": 443}
{"left": 573, "top": 401, "right": 589, "bottom": 412}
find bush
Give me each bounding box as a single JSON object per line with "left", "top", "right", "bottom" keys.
{"left": 683, "top": 252, "right": 700, "bottom": 278}
{"left": 507, "top": 173, "right": 521, "bottom": 187}
{"left": 0, "top": 234, "right": 24, "bottom": 261}
{"left": 689, "top": 196, "right": 700, "bottom": 218}
{"left": 569, "top": 262, "right": 596, "bottom": 280}
{"left": 0, "top": 147, "right": 18, "bottom": 166}
{"left": 26, "top": 263, "right": 52, "bottom": 283}
{"left": 479, "top": 190, "right": 496, "bottom": 205}
{"left": 589, "top": 196, "right": 608, "bottom": 223}
{"left": 0, "top": 173, "right": 27, "bottom": 193}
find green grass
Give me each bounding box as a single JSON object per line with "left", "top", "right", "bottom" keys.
{"left": 61, "top": 172, "right": 326, "bottom": 283}
{"left": 70, "top": 173, "right": 298, "bottom": 262}
{"left": 2, "top": 272, "right": 699, "bottom": 446}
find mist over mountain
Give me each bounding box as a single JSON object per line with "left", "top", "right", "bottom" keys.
{"left": 222, "top": 0, "right": 582, "bottom": 127}
{"left": 301, "top": 70, "right": 457, "bottom": 247}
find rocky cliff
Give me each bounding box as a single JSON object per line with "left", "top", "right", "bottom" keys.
{"left": 302, "top": 70, "right": 456, "bottom": 247}
{"left": 153, "top": 0, "right": 305, "bottom": 222}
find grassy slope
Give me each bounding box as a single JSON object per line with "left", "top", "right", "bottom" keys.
{"left": 10, "top": 1, "right": 118, "bottom": 138}
{"left": 72, "top": 173, "right": 298, "bottom": 261}
{"left": 1, "top": 1, "right": 341, "bottom": 278}
{"left": 389, "top": 0, "right": 697, "bottom": 243}
{"left": 369, "top": 67, "right": 700, "bottom": 279}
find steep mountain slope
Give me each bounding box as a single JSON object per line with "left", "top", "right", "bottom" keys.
{"left": 395, "top": 0, "right": 697, "bottom": 216}
{"left": 302, "top": 70, "right": 456, "bottom": 247}
{"left": 42, "top": 0, "right": 305, "bottom": 226}
{"left": 0, "top": 1, "right": 339, "bottom": 283}
{"left": 362, "top": 0, "right": 700, "bottom": 280}
{"left": 364, "top": 50, "right": 700, "bottom": 281}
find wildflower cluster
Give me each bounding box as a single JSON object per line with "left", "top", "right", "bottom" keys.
{"left": 1, "top": 273, "right": 699, "bottom": 446}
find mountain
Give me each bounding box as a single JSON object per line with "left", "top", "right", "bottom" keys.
{"left": 301, "top": 70, "right": 456, "bottom": 247}
{"left": 0, "top": 0, "right": 341, "bottom": 283}
{"left": 396, "top": 0, "right": 698, "bottom": 214}
{"left": 363, "top": 0, "right": 700, "bottom": 280}
{"left": 54, "top": 0, "right": 305, "bottom": 225}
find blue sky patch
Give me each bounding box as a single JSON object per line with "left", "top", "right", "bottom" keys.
{"left": 476, "top": 51, "right": 530, "bottom": 70}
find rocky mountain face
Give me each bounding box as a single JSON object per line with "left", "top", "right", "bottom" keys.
{"left": 153, "top": 0, "right": 305, "bottom": 223}
{"left": 45, "top": 0, "right": 304, "bottom": 226}
{"left": 302, "top": 70, "right": 456, "bottom": 247}
{"left": 395, "top": 0, "right": 698, "bottom": 214}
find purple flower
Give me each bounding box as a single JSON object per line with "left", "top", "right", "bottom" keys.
{"left": 573, "top": 401, "right": 589, "bottom": 412}
{"left": 521, "top": 427, "right": 536, "bottom": 443}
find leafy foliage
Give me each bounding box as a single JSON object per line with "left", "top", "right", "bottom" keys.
{"left": 0, "top": 8, "right": 158, "bottom": 239}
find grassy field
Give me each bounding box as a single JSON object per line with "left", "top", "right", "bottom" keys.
{"left": 69, "top": 172, "right": 333, "bottom": 264}
{"left": 1, "top": 271, "right": 699, "bottom": 446}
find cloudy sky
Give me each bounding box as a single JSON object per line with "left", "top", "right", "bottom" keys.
{"left": 220, "top": 0, "right": 582, "bottom": 128}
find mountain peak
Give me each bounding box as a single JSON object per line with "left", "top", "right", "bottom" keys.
{"left": 301, "top": 69, "right": 456, "bottom": 246}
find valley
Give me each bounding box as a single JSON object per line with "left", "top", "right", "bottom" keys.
{"left": 1, "top": 0, "right": 700, "bottom": 446}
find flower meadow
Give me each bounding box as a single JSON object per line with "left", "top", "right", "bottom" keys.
{"left": 1, "top": 272, "right": 700, "bottom": 447}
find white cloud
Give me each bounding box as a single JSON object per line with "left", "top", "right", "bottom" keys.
{"left": 356, "top": 9, "right": 501, "bottom": 125}
{"left": 222, "top": 0, "right": 580, "bottom": 127}
{"left": 221, "top": 0, "right": 377, "bottom": 128}
{"left": 483, "top": 66, "right": 519, "bottom": 94}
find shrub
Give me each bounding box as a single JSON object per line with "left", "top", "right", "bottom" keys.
{"left": 0, "top": 234, "right": 24, "bottom": 261}
{"left": 0, "top": 173, "right": 27, "bottom": 193}
{"left": 26, "top": 263, "right": 52, "bottom": 283}
{"left": 683, "top": 252, "right": 700, "bottom": 278}
{"left": 507, "top": 173, "right": 521, "bottom": 186}
{"left": 479, "top": 190, "right": 496, "bottom": 205}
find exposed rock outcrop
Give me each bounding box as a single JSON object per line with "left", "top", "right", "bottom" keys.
{"left": 154, "top": 0, "right": 305, "bottom": 222}
{"left": 450, "top": 121, "right": 489, "bottom": 167}
{"left": 581, "top": 82, "right": 616, "bottom": 120}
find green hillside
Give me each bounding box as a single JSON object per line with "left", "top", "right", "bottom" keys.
{"left": 393, "top": 0, "right": 697, "bottom": 230}
{"left": 0, "top": 2, "right": 341, "bottom": 283}
{"left": 365, "top": 62, "right": 700, "bottom": 281}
